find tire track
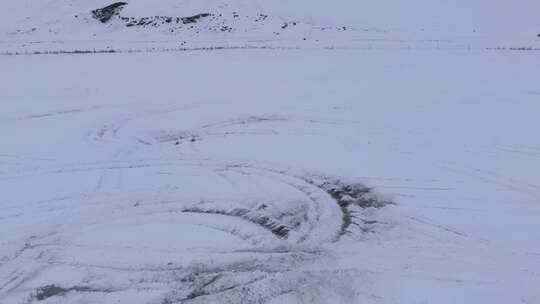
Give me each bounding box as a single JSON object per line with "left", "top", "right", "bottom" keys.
{"left": 1, "top": 109, "right": 393, "bottom": 304}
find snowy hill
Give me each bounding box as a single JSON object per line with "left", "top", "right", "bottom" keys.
{"left": 1, "top": 0, "right": 539, "bottom": 53}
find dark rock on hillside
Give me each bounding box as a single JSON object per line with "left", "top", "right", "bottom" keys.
{"left": 181, "top": 13, "right": 211, "bottom": 24}
{"left": 92, "top": 2, "right": 128, "bottom": 23}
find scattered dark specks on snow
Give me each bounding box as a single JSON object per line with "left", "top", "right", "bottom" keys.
{"left": 254, "top": 14, "right": 268, "bottom": 22}
{"left": 121, "top": 13, "right": 211, "bottom": 28}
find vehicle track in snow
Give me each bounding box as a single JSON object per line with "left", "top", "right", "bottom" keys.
{"left": 0, "top": 107, "right": 392, "bottom": 304}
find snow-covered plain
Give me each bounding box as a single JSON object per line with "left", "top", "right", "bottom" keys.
{"left": 1, "top": 1, "right": 540, "bottom": 304}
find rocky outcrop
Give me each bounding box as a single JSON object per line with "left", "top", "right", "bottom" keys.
{"left": 122, "top": 13, "right": 211, "bottom": 27}
{"left": 182, "top": 13, "right": 211, "bottom": 24}
{"left": 92, "top": 2, "right": 128, "bottom": 23}
{"left": 91, "top": 2, "right": 211, "bottom": 27}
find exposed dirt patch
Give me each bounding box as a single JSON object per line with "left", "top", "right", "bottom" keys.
{"left": 182, "top": 207, "right": 290, "bottom": 238}
{"left": 34, "top": 284, "right": 109, "bottom": 301}
{"left": 303, "top": 176, "right": 393, "bottom": 238}
{"left": 325, "top": 181, "right": 391, "bottom": 235}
